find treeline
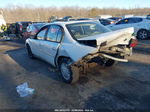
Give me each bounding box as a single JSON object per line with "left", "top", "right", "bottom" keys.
{"left": 1, "top": 5, "right": 150, "bottom": 23}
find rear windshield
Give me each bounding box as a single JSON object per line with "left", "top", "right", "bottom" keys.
{"left": 66, "top": 22, "right": 111, "bottom": 39}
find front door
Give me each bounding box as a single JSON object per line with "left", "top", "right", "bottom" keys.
{"left": 29, "top": 26, "right": 48, "bottom": 57}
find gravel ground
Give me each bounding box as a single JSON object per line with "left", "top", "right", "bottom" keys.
{"left": 0, "top": 39, "right": 150, "bottom": 112}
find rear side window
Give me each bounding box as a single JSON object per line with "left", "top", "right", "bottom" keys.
{"left": 46, "top": 25, "right": 63, "bottom": 42}
{"left": 36, "top": 27, "right": 48, "bottom": 40}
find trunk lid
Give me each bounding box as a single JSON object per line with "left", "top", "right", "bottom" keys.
{"left": 78, "top": 27, "right": 134, "bottom": 48}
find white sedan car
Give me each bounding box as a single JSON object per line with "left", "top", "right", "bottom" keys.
{"left": 26, "top": 20, "right": 137, "bottom": 84}
{"left": 107, "top": 17, "right": 150, "bottom": 40}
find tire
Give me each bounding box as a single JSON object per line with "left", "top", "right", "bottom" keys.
{"left": 137, "top": 29, "right": 149, "bottom": 40}
{"left": 104, "top": 59, "right": 117, "bottom": 67}
{"left": 59, "top": 58, "right": 79, "bottom": 84}
{"left": 26, "top": 44, "right": 34, "bottom": 59}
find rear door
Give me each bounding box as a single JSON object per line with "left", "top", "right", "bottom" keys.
{"left": 40, "top": 25, "right": 63, "bottom": 66}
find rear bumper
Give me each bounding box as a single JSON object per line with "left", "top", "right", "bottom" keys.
{"left": 101, "top": 53, "right": 128, "bottom": 62}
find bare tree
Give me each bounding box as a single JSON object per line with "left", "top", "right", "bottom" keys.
{"left": 2, "top": 5, "right": 150, "bottom": 23}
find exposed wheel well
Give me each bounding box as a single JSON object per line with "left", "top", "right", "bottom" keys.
{"left": 56, "top": 56, "right": 70, "bottom": 67}
{"left": 25, "top": 43, "right": 29, "bottom": 47}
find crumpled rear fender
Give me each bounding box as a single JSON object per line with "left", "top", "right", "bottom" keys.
{"left": 58, "top": 42, "right": 98, "bottom": 62}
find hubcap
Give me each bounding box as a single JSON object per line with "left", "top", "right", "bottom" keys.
{"left": 139, "top": 31, "right": 148, "bottom": 39}
{"left": 60, "top": 63, "right": 71, "bottom": 80}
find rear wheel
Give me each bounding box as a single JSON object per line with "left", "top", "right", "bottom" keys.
{"left": 137, "top": 29, "right": 149, "bottom": 40}
{"left": 104, "top": 59, "right": 117, "bottom": 67}
{"left": 59, "top": 58, "right": 79, "bottom": 84}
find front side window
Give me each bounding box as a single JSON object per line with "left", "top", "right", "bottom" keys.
{"left": 46, "top": 25, "right": 63, "bottom": 42}
{"left": 66, "top": 22, "right": 110, "bottom": 39}
{"left": 36, "top": 27, "right": 48, "bottom": 40}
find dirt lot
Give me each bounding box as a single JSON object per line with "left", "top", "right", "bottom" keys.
{"left": 0, "top": 39, "right": 150, "bottom": 111}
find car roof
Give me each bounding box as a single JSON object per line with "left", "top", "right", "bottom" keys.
{"left": 100, "top": 18, "right": 114, "bottom": 21}
{"left": 44, "top": 20, "right": 99, "bottom": 26}
{"left": 123, "top": 16, "right": 146, "bottom": 19}
{"left": 31, "top": 23, "right": 46, "bottom": 25}
{"left": 16, "top": 21, "right": 32, "bottom": 23}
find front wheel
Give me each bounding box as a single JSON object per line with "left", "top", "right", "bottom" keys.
{"left": 59, "top": 58, "right": 79, "bottom": 84}
{"left": 26, "top": 44, "right": 34, "bottom": 59}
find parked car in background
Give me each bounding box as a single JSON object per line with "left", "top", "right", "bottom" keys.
{"left": 24, "top": 23, "right": 46, "bottom": 39}
{"left": 15, "top": 21, "right": 32, "bottom": 38}
{"left": 109, "top": 17, "right": 122, "bottom": 22}
{"left": 53, "top": 16, "right": 76, "bottom": 22}
{"left": 146, "top": 14, "right": 150, "bottom": 20}
{"left": 26, "top": 20, "right": 137, "bottom": 84}
{"left": 99, "top": 18, "right": 115, "bottom": 26}
{"left": 62, "top": 16, "right": 72, "bottom": 21}
{"left": 77, "top": 18, "right": 93, "bottom": 21}
{"left": 8, "top": 23, "right": 16, "bottom": 34}
{"left": 107, "top": 17, "right": 150, "bottom": 39}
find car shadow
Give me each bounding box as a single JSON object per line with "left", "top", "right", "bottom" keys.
{"left": 6, "top": 47, "right": 62, "bottom": 82}
{"left": 84, "top": 60, "right": 150, "bottom": 111}
{"left": 3, "top": 41, "right": 150, "bottom": 110}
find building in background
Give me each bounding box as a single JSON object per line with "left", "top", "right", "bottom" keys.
{"left": 0, "top": 14, "right": 6, "bottom": 32}
{"left": 0, "top": 9, "right": 6, "bottom": 32}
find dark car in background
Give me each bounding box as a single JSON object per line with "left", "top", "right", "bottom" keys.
{"left": 146, "top": 14, "right": 150, "bottom": 20}
{"left": 109, "top": 17, "right": 122, "bottom": 22}
{"left": 99, "top": 18, "right": 115, "bottom": 26}
{"left": 15, "top": 21, "right": 32, "bottom": 38}
{"left": 76, "top": 18, "right": 93, "bottom": 21}
{"left": 24, "top": 23, "right": 46, "bottom": 39}
{"left": 62, "top": 16, "right": 73, "bottom": 21}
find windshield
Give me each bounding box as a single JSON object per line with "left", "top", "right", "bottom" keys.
{"left": 66, "top": 22, "right": 111, "bottom": 39}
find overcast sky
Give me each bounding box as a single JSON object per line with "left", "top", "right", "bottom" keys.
{"left": 0, "top": 0, "right": 150, "bottom": 9}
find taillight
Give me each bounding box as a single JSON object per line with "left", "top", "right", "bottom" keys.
{"left": 129, "top": 39, "right": 138, "bottom": 47}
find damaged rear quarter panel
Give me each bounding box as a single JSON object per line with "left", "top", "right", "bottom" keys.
{"left": 58, "top": 42, "right": 98, "bottom": 63}
{"left": 56, "top": 24, "right": 99, "bottom": 63}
